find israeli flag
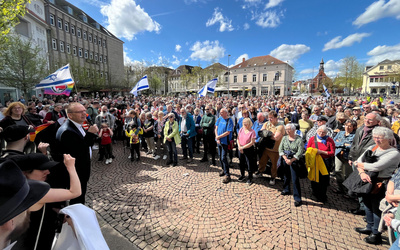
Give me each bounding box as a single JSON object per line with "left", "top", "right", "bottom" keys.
{"left": 198, "top": 78, "right": 218, "bottom": 97}
{"left": 206, "top": 78, "right": 217, "bottom": 93}
{"left": 130, "top": 75, "right": 149, "bottom": 96}
{"left": 323, "top": 85, "right": 331, "bottom": 98}
{"left": 35, "top": 64, "right": 74, "bottom": 89}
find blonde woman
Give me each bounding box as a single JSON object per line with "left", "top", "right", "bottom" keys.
{"left": 237, "top": 118, "right": 256, "bottom": 185}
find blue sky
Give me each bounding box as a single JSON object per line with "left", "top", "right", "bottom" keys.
{"left": 67, "top": 0, "right": 400, "bottom": 80}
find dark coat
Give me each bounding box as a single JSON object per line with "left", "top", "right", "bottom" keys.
{"left": 51, "top": 119, "right": 97, "bottom": 204}
{"left": 0, "top": 115, "right": 34, "bottom": 129}
{"left": 348, "top": 125, "right": 376, "bottom": 162}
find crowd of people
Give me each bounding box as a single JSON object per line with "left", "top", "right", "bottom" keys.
{"left": 3, "top": 93, "right": 400, "bottom": 248}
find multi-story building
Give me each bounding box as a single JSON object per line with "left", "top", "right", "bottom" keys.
{"left": 169, "top": 65, "right": 194, "bottom": 94}
{"left": 44, "top": 0, "right": 124, "bottom": 92}
{"left": 228, "top": 55, "right": 293, "bottom": 96}
{"left": 362, "top": 59, "right": 400, "bottom": 95}
{"left": 0, "top": 0, "right": 49, "bottom": 104}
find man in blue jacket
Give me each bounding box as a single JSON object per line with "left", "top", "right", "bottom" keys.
{"left": 215, "top": 108, "right": 234, "bottom": 184}
{"left": 179, "top": 108, "right": 197, "bottom": 163}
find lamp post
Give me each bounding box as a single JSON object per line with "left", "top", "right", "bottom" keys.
{"left": 228, "top": 54, "right": 231, "bottom": 96}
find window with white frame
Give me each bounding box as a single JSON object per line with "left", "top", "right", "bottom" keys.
{"left": 78, "top": 48, "right": 82, "bottom": 57}
{"left": 50, "top": 14, "right": 55, "bottom": 26}
{"left": 103, "top": 40, "right": 106, "bottom": 48}
{"left": 94, "top": 36, "right": 97, "bottom": 44}
{"left": 379, "top": 66, "right": 384, "bottom": 70}
{"left": 103, "top": 56, "right": 106, "bottom": 63}
{"left": 77, "top": 28, "right": 81, "bottom": 38}
{"left": 98, "top": 38, "right": 101, "bottom": 46}
{"left": 73, "top": 46, "right": 77, "bottom": 56}
{"left": 64, "top": 22, "right": 69, "bottom": 32}
{"left": 263, "top": 74, "right": 267, "bottom": 81}
{"left": 95, "top": 53, "right": 98, "bottom": 61}
{"left": 243, "top": 75, "right": 247, "bottom": 82}
{"left": 234, "top": 76, "right": 237, "bottom": 83}
{"left": 66, "top": 44, "right": 70, "bottom": 54}
{"left": 83, "top": 31, "right": 87, "bottom": 40}
{"left": 99, "top": 55, "right": 102, "bottom": 62}
{"left": 57, "top": 18, "right": 62, "bottom": 29}
{"left": 88, "top": 33, "right": 92, "bottom": 42}
{"left": 388, "top": 65, "right": 392, "bottom": 70}
{"left": 252, "top": 74, "right": 256, "bottom": 82}
{"left": 52, "top": 39, "right": 57, "bottom": 50}
{"left": 71, "top": 25, "right": 75, "bottom": 35}
{"left": 90, "top": 52, "right": 93, "bottom": 60}
{"left": 84, "top": 50, "right": 88, "bottom": 58}
{"left": 59, "top": 41, "right": 64, "bottom": 52}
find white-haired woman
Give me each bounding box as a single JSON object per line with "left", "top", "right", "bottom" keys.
{"left": 354, "top": 126, "right": 400, "bottom": 245}
{"left": 279, "top": 123, "right": 305, "bottom": 207}
{"left": 306, "top": 125, "right": 335, "bottom": 203}
{"left": 237, "top": 118, "right": 256, "bottom": 185}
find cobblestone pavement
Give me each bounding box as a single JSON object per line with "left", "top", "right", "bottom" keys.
{"left": 87, "top": 142, "right": 388, "bottom": 249}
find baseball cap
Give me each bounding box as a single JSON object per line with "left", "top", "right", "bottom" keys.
{"left": 9, "top": 153, "right": 59, "bottom": 172}
{"left": 2, "top": 125, "right": 30, "bottom": 142}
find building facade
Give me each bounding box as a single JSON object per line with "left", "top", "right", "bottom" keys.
{"left": 228, "top": 55, "right": 293, "bottom": 96}
{"left": 362, "top": 59, "right": 400, "bottom": 95}
{"left": 44, "top": 0, "right": 124, "bottom": 91}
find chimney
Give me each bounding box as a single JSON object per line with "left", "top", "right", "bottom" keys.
{"left": 242, "top": 58, "right": 245, "bottom": 63}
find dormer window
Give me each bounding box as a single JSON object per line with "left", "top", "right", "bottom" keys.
{"left": 67, "top": 6, "right": 73, "bottom": 15}
{"left": 81, "top": 14, "right": 88, "bottom": 23}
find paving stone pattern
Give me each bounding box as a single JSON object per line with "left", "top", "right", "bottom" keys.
{"left": 87, "top": 142, "right": 388, "bottom": 249}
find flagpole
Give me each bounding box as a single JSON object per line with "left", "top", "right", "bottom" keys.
{"left": 69, "top": 67, "right": 79, "bottom": 96}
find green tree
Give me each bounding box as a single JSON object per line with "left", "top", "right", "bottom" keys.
{"left": 148, "top": 75, "right": 162, "bottom": 94}
{"left": 338, "top": 56, "right": 363, "bottom": 94}
{"left": 0, "top": 35, "right": 47, "bottom": 96}
{"left": 0, "top": 0, "right": 29, "bottom": 48}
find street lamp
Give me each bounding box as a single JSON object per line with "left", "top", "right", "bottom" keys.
{"left": 228, "top": 54, "right": 231, "bottom": 96}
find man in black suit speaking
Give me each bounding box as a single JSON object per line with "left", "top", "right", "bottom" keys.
{"left": 55, "top": 102, "right": 98, "bottom": 204}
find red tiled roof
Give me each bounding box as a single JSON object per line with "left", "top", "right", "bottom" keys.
{"left": 231, "top": 55, "right": 288, "bottom": 69}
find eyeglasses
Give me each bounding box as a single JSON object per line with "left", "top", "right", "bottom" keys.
{"left": 69, "top": 110, "right": 86, "bottom": 114}
{"left": 373, "top": 136, "right": 384, "bottom": 140}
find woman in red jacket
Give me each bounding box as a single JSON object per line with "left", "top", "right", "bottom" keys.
{"left": 306, "top": 125, "right": 335, "bottom": 202}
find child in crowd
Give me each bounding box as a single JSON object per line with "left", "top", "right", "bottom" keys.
{"left": 126, "top": 123, "right": 143, "bottom": 162}
{"left": 99, "top": 123, "right": 113, "bottom": 164}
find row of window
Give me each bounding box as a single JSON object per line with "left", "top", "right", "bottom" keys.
{"left": 51, "top": 39, "right": 107, "bottom": 63}
{"left": 370, "top": 77, "right": 397, "bottom": 83}
{"left": 379, "top": 65, "right": 393, "bottom": 70}
{"left": 230, "top": 74, "right": 279, "bottom": 83}
{"left": 49, "top": 14, "right": 107, "bottom": 48}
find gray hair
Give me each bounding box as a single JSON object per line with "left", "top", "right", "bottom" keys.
{"left": 372, "top": 126, "right": 394, "bottom": 140}
{"left": 317, "top": 125, "right": 328, "bottom": 133}
{"left": 285, "top": 123, "right": 296, "bottom": 131}
{"left": 379, "top": 117, "right": 391, "bottom": 129}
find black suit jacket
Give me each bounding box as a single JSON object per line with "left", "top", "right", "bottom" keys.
{"left": 50, "top": 119, "right": 97, "bottom": 204}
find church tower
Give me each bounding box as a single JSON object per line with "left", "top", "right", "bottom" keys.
{"left": 319, "top": 58, "right": 324, "bottom": 72}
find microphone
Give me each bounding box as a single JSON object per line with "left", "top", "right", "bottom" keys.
{"left": 85, "top": 113, "right": 93, "bottom": 126}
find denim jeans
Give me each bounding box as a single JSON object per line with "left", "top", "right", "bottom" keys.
{"left": 166, "top": 140, "right": 177, "bottom": 163}
{"left": 181, "top": 135, "right": 193, "bottom": 159}
{"left": 390, "top": 237, "right": 400, "bottom": 250}
{"left": 362, "top": 187, "right": 385, "bottom": 234}
{"left": 218, "top": 143, "right": 230, "bottom": 177}
{"left": 282, "top": 160, "right": 302, "bottom": 202}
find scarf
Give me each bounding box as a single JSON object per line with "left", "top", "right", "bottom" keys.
{"left": 359, "top": 125, "right": 375, "bottom": 145}
{"left": 317, "top": 134, "right": 328, "bottom": 145}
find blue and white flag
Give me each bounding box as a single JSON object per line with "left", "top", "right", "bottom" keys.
{"left": 198, "top": 78, "right": 218, "bottom": 97}
{"left": 130, "top": 75, "right": 149, "bottom": 96}
{"left": 206, "top": 78, "right": 217, "bottom": 93}
{"left": 323, "top": 85, "right": 331, "bottom": 98}
{"left": 35, "top": 64, "right": 74, "bottom": 89}
{"left": 198, "top": 85, "right": 207, "bottom": 97}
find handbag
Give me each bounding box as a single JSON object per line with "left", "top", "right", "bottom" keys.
{"left": 294, "top": 155, "right": 308, "bottom": 179}
{"left": 343, "top": 170, "right": 378, "bottom": 194}
{"left": 228, "top": 139, "right": 234, "bottom": 150}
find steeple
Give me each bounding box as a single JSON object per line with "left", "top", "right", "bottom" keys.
{"left": 319, "top": 58, "right": 324, "bottom": 72}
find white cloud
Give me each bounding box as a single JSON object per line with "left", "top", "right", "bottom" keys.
{"left": 366, "top": 43, "right": 400, "bottom": 64}
{"left": 353, "top": 0, "right": 400, "bottom": 27}
{"left": 299, "top": 59, "right": 343, "bottom": 79}
{"left": 270, "top": 44, "right": 310, "bottom": 63}
{"left": 123, "top": 51, "right": 133, "bottom": 66}
{"left": 172, "top": 55, "right": 180, "bottom": 66}
{"left": 175, "top": 44, "right": 182, "bottom": 52}
{"left": 234, "top": 54, "right": 249, "bottom": 65}
{"left": 265, "top": 0, "right": 284, "bottom": 9}
{"left": 206, "top": 7, "right": 234, "bottom": 32}
{"left": 254, "top": 10, "right": 283, "bottom": 28}
{"left": 323, "top": 33, "right": 371, "bottom": 51}
{"left": 243, "top": 23, "right": 250, "bottom": 30}
{"left": 100, "top": 0, "right": 161, "bottom": 41}
{"left": 190, "top": 40, "right": 225, "bottom": 61}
